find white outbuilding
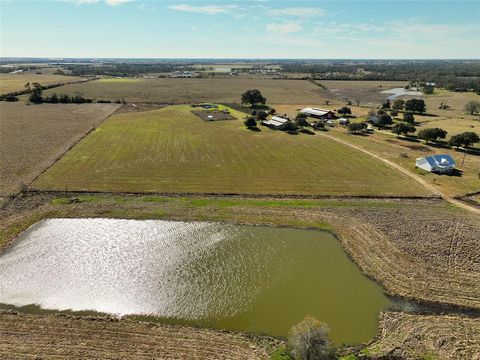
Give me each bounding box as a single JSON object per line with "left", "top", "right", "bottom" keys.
{"left": 261, "top": 116, "right": 289, "bottom": 130}
{"left": 415, "top": 154, "right": 455, "bottom": 173}
{"left": 299, "top": 107, "right": 336, "bottom": 120}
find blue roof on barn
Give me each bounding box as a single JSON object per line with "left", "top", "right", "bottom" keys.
{"left": 424, "top": 154, "right": 455, "bottom": 167}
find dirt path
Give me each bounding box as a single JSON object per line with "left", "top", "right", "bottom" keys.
{"left": 319, "top": 132, "right": 480, "bottom": 215}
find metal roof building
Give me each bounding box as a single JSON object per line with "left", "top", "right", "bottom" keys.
{"left": 261, "top": 116, "right": 289, "bottom": 130}
{"left": 416, "top": 154, "right": 455, "bottom": 173}
{"left": 299, "top": 107, "right": 335, "bottom": 119}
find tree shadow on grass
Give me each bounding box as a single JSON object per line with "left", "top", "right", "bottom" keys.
{"left": 246, "top": 126, "right": 261, "bottom": 132}
{"left": 299, "top": 129, "right": 315, "bottom": 135}
{"left": 444, "top": 169, "right": 463, "bottom": 177}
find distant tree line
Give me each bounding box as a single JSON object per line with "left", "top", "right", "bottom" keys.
{"left": 0, "top": 65, "right": 40, "bottom": 73}
{"left": 0, "top": 79, "right": 92, "bottom": 101}
{"left": 66, "top": 63, "right": 186, "bottom": 77}
{"left": 280, "top": 61, "right": 480, "bottom": 94}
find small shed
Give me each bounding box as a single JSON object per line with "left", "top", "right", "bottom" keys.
{"left": 416, "top": 155, "right": 455, "bottom": 173}
{"left": 299, "top": 107, "right": 335, "bottom": 120}
{"left": 262, "top": 116, "right": 289, "bottom": 130}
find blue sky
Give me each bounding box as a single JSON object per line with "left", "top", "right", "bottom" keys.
{"left": 1, "top": 0, "right": 479, "bottom": 59}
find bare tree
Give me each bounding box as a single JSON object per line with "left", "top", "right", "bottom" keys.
{"left": 288, "top": 316, "right": 334, "bottom": 360}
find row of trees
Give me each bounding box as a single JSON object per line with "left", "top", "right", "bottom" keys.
{"left": 21, "top": 82, "right": 123, "bottom": 104}
{"left": 383, "top": 98, "right": 426, "bottom": 114}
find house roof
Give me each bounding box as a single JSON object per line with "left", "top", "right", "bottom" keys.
{"left": 422, "top": 154, "right": 456, "bottom": 168}
{"left": 300, "top": 107, "right": 334, "bottom": 116}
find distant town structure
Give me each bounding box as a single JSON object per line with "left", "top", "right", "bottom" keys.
{"left": 261, "top": 115, "right": 289, "bottom": 130}
{"left": 416, "top": 154, "right": 456, "bottom": 173}
{"left": 299, "top": 107, "right": 336, "bottom": 120}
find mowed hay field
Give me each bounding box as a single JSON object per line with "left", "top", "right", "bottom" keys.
{"left": 43, "top": 78, "right": 331, "bottom": 104}
{"left": 33, "top": 105, "right": 430, "bottom": 196}
{"left": 0, "top": 103, "right": 120, "bottom": 197}
{"left": 0, "top": 73, "right": 83, "bottom": 95}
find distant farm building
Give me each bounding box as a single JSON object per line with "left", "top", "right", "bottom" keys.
{"left": 299, "top": 107, "right": 336, "bottom": 120}
{"left": 262, "top": 116, "right": 289, "bottom": 130}
{"left": 416, "top": 155, "right": 455, "bottom": 173}
{"left": 368, "top": 115, "right": 379, "bottom": 125}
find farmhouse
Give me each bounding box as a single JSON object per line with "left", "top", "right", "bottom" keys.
{"left": 416, "top": 154, "right": 456, "bottom": 173}
{"left": 262, "top": 116, "right": 289, "bottom": 130}
{"left": 299, "top": 107, "right": 336, "bottom": 120}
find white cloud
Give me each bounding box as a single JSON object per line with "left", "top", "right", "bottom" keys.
{"left": 71, "top": 0, "right": 99, "bottom": 4}
{"left": 168, "top": 4, "right": 238, "bottom": 15}
{"left": 105, "top": 0, "right": 133, "bottom": 5}
{"left": 268, "top": 7, "right": 325, "bottom": 18}
{"left": 266, "top": 22, "right": 302, "bottom": 34}
{"left": 67, "top": 0, "right": 133, "bottom": 5}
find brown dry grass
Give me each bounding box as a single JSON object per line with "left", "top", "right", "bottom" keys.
{"left": 42, "top": 78, "right": 331, "bottom": 104}
{"left": 367, "top": 311, "right": 480, "bottom": 359}
{"left": 0, "top": 73, "right": 83, "bottom": 95}
{"left": 0, "top": 310, "right": 270, "bottom": 360}
{"left": 0, "top": 103, "right": 120, "bottom": 198}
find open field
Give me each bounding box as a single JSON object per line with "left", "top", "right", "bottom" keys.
{"left": 32, "top": 105, "right": 430, "bottom": 197}
{"left": 367, "top": 312, "right": 480, "bottom": 359}
{"left": 42, "top": 78, "right": 331, "bottom": 103}
{"left": 0, "top": 72, "right": 83, "bottom": 95}
{"left": 326, "top": 128, "right": 480, "bottom": 197}
{"left": 0, "top": 310, "right": 272, "bottom": 360}
{"left": 0, "top": 103, "right": 120, "bottom": 198}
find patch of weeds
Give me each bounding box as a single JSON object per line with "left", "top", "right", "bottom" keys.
{"left": 339, "top": 355, "right": 358, "bottom": 360}
{"left": 269, "top": 346, "right": 291, "bottom": 360}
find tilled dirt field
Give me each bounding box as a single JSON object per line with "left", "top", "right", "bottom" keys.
{"left": 0, "top": 311, "right": 271, "bottom": 360}
{"left": 0, "top": 103, "right": 120, "bottom": 198}
{"left": 367, "top": 311, "right": 480, "bottom": 359}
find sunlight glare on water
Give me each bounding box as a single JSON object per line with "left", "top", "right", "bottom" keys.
{"left": 0, "top": 218, "right": 391, "bottom": 343}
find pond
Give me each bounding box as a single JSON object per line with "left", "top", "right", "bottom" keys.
{"left": 0, "top": 218, "right": 391, "bottom": 344}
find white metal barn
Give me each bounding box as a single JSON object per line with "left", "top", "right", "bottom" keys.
{"left": 299, "top": 107, "right": 335, "bottom": 120}
{"left": 261, "top": 116, "right": 289, "bottom": 130}
{"left": 415, "top": 154, "right": 456, "bottom": 173}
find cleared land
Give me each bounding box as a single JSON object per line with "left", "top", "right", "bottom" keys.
{"left": 0, "top": 311, "right": 270, "bottom": 360}
{"left": 42, "top": 78, "right": 331, "bottom": 103}
{"left": 0, "top": 72, "right": 83, "bottom": 95}
{"left": 367, "top": 312, "right": 480, "bottom": 359}
{"left": 0, "top": 103, "right": 120, "bottom": 198}
{"left": 32, "top": 105, "right": 429, "bottom": 196}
